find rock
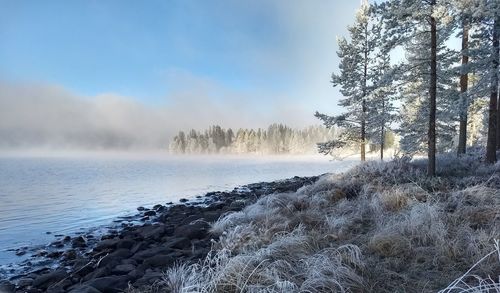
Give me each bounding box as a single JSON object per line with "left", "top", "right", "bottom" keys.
{"left": 179, "top": 198, "right": 189, "bottom": 203}
{"left": 202, "top": 211, "right": 221, "bottom": 222}
{"left": 181, "top": 214, "right": 202, "bottom": 225}
{"left": 206, "top": 202, "right": 226, "bottom": 211}
{"left": 174, "top": 221, "right": 210, "bottom": 240}
{"left": 142, "top": 255, "right": 173, "bottom": 268}
{"left": 62, "top": 249, "right": 77, "bottom": 261}
{"left": 100, "top": 234, "right": 114, "bottom": 240}
{"left": 46, "top": 279, "right": 72, "bottom": 293}
{"left": 137, "top": 206, "right": 146, "bottom": 211}
{"left": 229, "top": 200, "right": 246, "bottom": 210}
{"left": 47, "top": 251, "right": 63, "bottom": 258}
{"left": 51, "top": 240, "right": 65, "bottom": 248}
{"left": 143, "top": 210, "right": 156, "bottom": 217}
{"left": 152, "top": 204, "right": 163, "bottom": 211}
{"left": 130, "top": 241, "right": 149, "bottom": 254}
{"left": 112, "top": 264, "right": 135, "bottom": 274}
{"left": 121, "top": 258, "right": 138, "bottom": 266}
{"left": 73, "top": 262, "right": 94, "bottom": 278}
{"left": 98, "top": 248, "right": 131, "bottom": 268}
{"left": 127, "top": 268, "right": 144, "bottom": 280}
{"left": 71, "top": 236, "right": 87, "bottom": 248}
{"left": 32, "top": 269, "right": 68, "bottom": 288}
{"left": 35, "top": 250, "right": 48, "bottom": 257}
{"left": 137, "top": 225, "right": 166, "bottom": 240}
{"left": 82, "top": 267, "right": 110, "bottom": 281}
{"left": 116, "top": 239, "right": 135, "bottom": 249}
{"left": 132, "top": 246, "right": 171, "bottom": 261}
{"left": 15, "top": 249, "right": 26, "bottom": 256}
{"left": 0, "top": 281, "right": 15, "bottom": 293}
{"left": 133, "top": 271, "right": 163, "bottom": 287}
{"left": 166, "top": 237, "right": 191, "bottom": 250}
{"left": 63, "top": 236, "right": 72, "bottom": 242}
{"left": 93, "top": 239, "right": 120, "bottom": 251}
{"left": 68, "top": 285, "right": 102, "bottom": 293}
{"left": 17, "top": 277, "right": 34, "bottom": 287}
{"left": 83, "top": 276, "right": 130, "bottom": 292}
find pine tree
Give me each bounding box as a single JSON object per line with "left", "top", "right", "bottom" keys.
{"left": 465, "top": 0, "right": 500, "bottom": 163}
{"left": 316, "top": 1, "right": 381, "bottom": 161}
{"left": 366, "top": 53, "right": 397, "bottom": 160}
{"left": 450, "top": 0, "right": 478, "bottom": 154}
{"left": 380, "top": 0, "right": 456, "bottom": 175}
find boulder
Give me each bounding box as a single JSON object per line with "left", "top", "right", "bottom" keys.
{"left": 174, "top": 221, "right": 210, "bottom": 240}
{"left": 143, "top": 210, "right": 156, "bottom": 217}
{"left": 132, "top": 246, "right": 171, "bottom": 261}
{"left": 98, "top": 248, "right": 131, "bottom": 268}
{"left": 83, "top": 275, "right": 129, "bottom": 292}
{"left": 0, "top": 281, "right": 15, "bottom": 293}
{"left": 68, "top": 285, "right": 102, "bottom": 293}
{"left": 17, "top": 277, "right": 34, "bottom": 287}
{"left": 166, "top": 237, "right": 191, "bottom": 250}
{"left": 112, "top": 264, "right": 136, "bottom": 275}
{"left": 93, "top": 239, "right": 120, "bottom": 251}
{"left": 71, "top": 236, "right": 87, "bottom": 248}
{"left": 116, "top": 239, "right": 135, "bottom": 249}
{"left": 32, "top": 269, "right": 68, "bottom": 289}
{"left": 142, "top": 255, "right": 174, "bottom": 268}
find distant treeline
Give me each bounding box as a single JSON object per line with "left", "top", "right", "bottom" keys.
{"left": 169, "top": 124, "right": 337, "bottom": 154}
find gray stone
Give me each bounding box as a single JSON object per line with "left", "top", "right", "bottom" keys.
{"left": 32, "top": 269, "right": 68, "bottom": 288}
{"left": 112, "top": 264, "right": 136, "bottom": 274}
{"left": 0, "top": 281, "right": 15, "bottom": 293}
{"left": 69, "top": 285, "right": 102, "bottom": 293}
{"left": 17, "top": 277, "right": 34, "bottom": 287}
{"left": 142, "top": 255, "right": 174, "bottom": 268}
{"left": 83, "top": 276, "right": 129, "bottom": 292}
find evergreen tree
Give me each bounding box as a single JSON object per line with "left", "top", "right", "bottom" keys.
{"left": 380, "top": 0, "right": 456, "bottom": 175}
{"left": 316, "top": 1, "right": 381, "bottom": 161}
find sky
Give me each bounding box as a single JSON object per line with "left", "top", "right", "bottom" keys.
{"left": 0, "top": 0, "right": 362, "bottom": 150}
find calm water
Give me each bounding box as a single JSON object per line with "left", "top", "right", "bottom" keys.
{"left": 0, "top": 153, "right": 357, "bottom": 266}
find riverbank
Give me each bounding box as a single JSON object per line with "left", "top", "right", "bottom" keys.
{"left": 0, "top": 176, "right": 318, "bottom": 292}
{"left": 152, "top": 154, "right": 498, "bottom": 292}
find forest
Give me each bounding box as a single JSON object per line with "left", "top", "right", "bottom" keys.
{"left": 169, "top": 124, "right": 341, "bottom": 155}
{"left": 315, "top": 0, "right": 499, "bottom": 176}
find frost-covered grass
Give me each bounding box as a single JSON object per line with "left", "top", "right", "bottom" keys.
{"left": 152, "top": 154, "right": 499, "bottom": 292}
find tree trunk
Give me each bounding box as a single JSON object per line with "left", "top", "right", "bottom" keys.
{"left": 380, "top": 124, "right": 385, "bottom": 161}
{"left": 428, "top": 7, "right": 437, "bottom": 176}
{"left": 457, "top": 19, "right": 469, "bottom": 155}
{"left": 497, "top": 8, "right": 500, "bottom": 151}
{"left": 380, "top": 99, "right": 385, "bottom": 161}
{"left": 361, "top": 99, "right": 366, "bottom": 162}
{"left": 361, "top": 26, "right": 369, "bottom": 163}
{"left": 486, "top": 14, "right": 499, "bottom": 163}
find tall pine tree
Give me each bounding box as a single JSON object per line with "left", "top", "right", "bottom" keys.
{"left": 316, "top": 0, "right": 381, "bottom": 161}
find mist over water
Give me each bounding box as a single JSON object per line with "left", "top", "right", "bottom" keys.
{"left": 0, "top": 152, "right": 358, "bottom": 266}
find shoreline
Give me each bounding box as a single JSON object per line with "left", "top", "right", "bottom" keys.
{"left": 0, "top": 175, "right": 320, "bottom": 292}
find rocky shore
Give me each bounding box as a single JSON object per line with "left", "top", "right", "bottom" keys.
{"left": 0, "top": 176, "right": 318, "bottom": 293}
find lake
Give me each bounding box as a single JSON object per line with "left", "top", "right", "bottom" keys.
{"left": 0, "top": 152, "right": 358, "bottom": 266}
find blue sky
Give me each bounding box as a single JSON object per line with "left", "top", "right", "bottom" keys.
{"left": 0, "top": 1, "right": 362, "bottom": 148}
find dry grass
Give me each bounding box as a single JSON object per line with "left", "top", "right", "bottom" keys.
{"left": 137, "top": 155, "right": 500, "bottom": 292}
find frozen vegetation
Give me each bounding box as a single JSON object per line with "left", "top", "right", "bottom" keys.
{"left": 140, "top": 153, "right": 500, "bottom": 293}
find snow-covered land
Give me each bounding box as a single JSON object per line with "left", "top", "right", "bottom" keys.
{"left": 145, "top": 154, "right": 500, "bottom": 293}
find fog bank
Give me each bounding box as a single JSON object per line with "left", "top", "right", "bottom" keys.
{"left": 0, "top": 81, "right": 317, "bottom": 151}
